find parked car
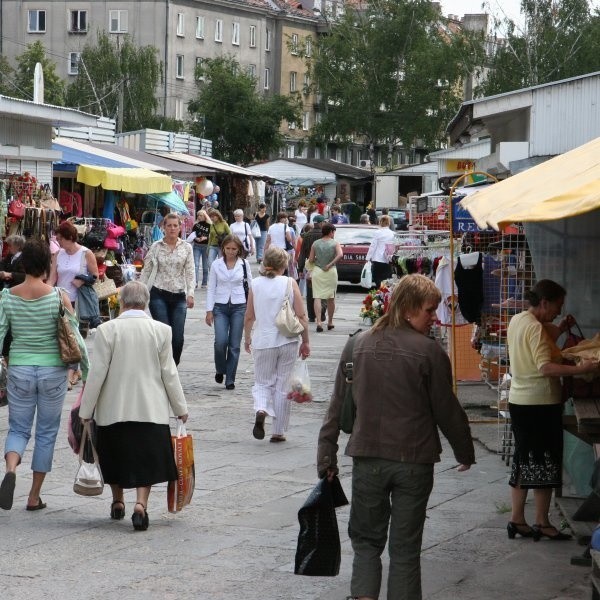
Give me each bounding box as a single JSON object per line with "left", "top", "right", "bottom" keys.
{"left": 375, "top": 208, "right": 409, "bottom": 230}
{"left": 334, "top": 224, "right": 380, "bottom": 284}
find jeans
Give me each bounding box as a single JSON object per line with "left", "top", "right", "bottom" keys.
{"left": 213, "top": 302, "right": 246, "bottom": 385}
{"left": 5, "top": 365, "right": 68, "bottom": 473}
{"left": 207, "top": 245, "right": 221, "bottom": 271}
{"left": 256, "top": 231, "right": 267, "bottom": 261}
{"left": 149, "top": 287, "right": 187, "bottom": 365}
{"left": 349, "top": 457, "right": 434, "bottom": 600}
{"left": 193, "top": 243, "right": 209, "bottom": 286}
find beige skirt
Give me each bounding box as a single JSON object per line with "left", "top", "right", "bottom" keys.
{"left": 311, "top": 265, "right": 338, "bottom": 299}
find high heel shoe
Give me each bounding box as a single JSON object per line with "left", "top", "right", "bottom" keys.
{"left": 532, "top": 524, "right": 572, "bottom": 541}
{"left": 131, "top": 502, "right": 149, "bottom": 531}
{"left": 110, "top": 500, "right": 125, "bottom": 520}
{"left": 507, "top": 521, "right": 533, "bottom": 539}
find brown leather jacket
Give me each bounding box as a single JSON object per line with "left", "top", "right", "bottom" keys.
{"left": 317, "top": 327, "right": 475, "bottom": 477}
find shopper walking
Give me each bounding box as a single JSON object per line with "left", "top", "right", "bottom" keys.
{"left": 229, "top": 209, "right": 255, "bottom": 258}
{"left": 140, "top": 213, "right": 195, "bottom": 365}
{"left": 205, "top": 235, "right": 251, "bottom": 391}
{"left": 366, "top": 214, "right": 395, "bottom": 288}
{"left": 79, "top": 281, "right": 188, "bottom": 532}
{"left": 207, "top": 209, "right": 231, "bottom": 270}
{"left": 254, "top": 203, "right": 270, "bottom": 263}
{"left": 297, "top": 216, "right": 326, "bottom": 323}
{"left": 190, "top": 209, "right": 211, "bottom": 288}
{"left": 243, "top": 247, "right": 309, "bottom": 443}
{"left": 264, "top": 212, "right": 293, "bottom": 252}
{"left": 0, "top": 240, "right": 76, "bottom": 511}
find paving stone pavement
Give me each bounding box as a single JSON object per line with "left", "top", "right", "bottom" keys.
{"left": 0, "top": 275, "right": 592, "bottom": 599}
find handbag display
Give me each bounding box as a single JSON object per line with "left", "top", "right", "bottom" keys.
{"left": 8, "top": 199, "right": 25, "bottom": 219}
{"left": 73, "top": 421, "right": 104, "bottom": 497}
{"left": 167, "top": 421, "right": 195, "bottom": 513}
{"left": 93, "top": 276, "right": 118, "bottom": 301}
{"left": 275, "top": 277, "right": 304, "bottom": 338}
{"left": 57, "top": 289, "right": 82, "bottom": 364}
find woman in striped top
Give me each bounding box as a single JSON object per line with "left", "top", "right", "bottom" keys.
{"left": 0, "top": 240, "right": 74, "bottom": 512}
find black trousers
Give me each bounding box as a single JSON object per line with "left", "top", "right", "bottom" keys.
{"left": 306, "top": 280, "right": 326, "bottom": 322}
{"left": 371, "top": 261, "right": 392, "bottom": 289}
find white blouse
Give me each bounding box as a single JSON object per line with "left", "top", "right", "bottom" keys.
{"left": 206, "top": 257, "right": 252, "bottom": 311}
{"left": 366, "top": 227, "right": 395, "bottom": 264}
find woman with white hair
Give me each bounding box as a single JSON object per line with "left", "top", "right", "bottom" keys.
{"left": 229, "top": 209, "right": 255, "bottom": 258}
{"left": 80, "top": 281, "right": 188, "bottom": 532}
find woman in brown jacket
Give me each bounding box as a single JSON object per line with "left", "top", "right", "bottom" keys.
{"left": 318, "top": 274, "right": 475, "bottom": 600}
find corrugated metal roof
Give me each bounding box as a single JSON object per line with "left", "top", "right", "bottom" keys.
{"left": 158, "top": 152, "right": 269, "bottom": 178}
{"left": 0, "top": 95, "right": 98, "bottom": 127}
{"left": 380, "top": 161, "right": 439, "bottom": 176}
{"left": 275, "top": 158, "right": 373, "bottom": 180}
{"left": 428, "top": 139, "right": 491, "bottom": 160}
{"left": 252, "top": 159, "right": 336, "bottom": 183}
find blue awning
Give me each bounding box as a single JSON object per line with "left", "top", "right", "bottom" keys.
{"left": 53, "top": 142, "right": 132, "bottom": 172}
{"left": 146, "top": 191, "right": 189, "bottom": 215}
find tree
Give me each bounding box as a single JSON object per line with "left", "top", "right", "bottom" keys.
{"left": 479, "top": 0, "right": 600, "bottom": 96}
{"left": 65, "top": 31, "right": 162, "bottom": 132}
{"left": 308, "top": 0, "right": 484, "bottom": 167}
{"left": 12, "top": 41, "right": 65, "bottom": 105}
{"left": 188, "top": 57, "right": 301, "bottom": 165}
{"left": 0, "top": 55, "right": 15, "bottom": 96}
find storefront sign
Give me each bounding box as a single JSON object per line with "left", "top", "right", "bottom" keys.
{"left": 451, "top": 196, "right": 494, "bottom": 233}
{"left": 446, "top": 159, "right": 476, "bottom": 172}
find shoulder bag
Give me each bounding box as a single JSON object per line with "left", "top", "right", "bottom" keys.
{"left": 57, "top": 289, "right": 82, "bottom": 364}
{"left": 275, "top": 277, "right": 304, "bottom": 338}
{"left": 284, "top": 224, "right": 294, "bottom": 251}
{"left": 73, "top": 421, "right": 104, "bottom": 496}
{"left": 241, "top": 260, "right": 249, "bottom": 301}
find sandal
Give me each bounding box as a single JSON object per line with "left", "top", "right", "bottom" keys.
{"left": 131, "top": 502, "right": 149, "bottom": 531}
{"left": 270, "top": 435, "right": 286, "bottom": 443}
{"left": 327, "top": 324, "right": 335, "bottom": 330}
{"left": 253, "top": 411, "right": 266, "bottom": 440}
{"left": 110, "top": 500, "right": 126, "bottom": 520}
{"left": 26, "top": 498, "right": 47, "bottom": 511}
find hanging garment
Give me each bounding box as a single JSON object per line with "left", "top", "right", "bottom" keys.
{"left": 454, "top": 252, "right": 484, "bottom": 323}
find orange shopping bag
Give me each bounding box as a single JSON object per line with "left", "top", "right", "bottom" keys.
{"left": 167, "top": 420, "right": 195, "bottom": 513}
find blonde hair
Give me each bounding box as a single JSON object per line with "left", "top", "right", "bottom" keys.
{"left": 371, "top": 274, "right": 441, "bottom": 333}
{"left": 379, "top": 215, "right": 392, "bottom": 227}
{"left": 261, "top": 246, "right": 289, "bottom": 278}
{"left": 163, "top": 212, "right": 182, "bottom": 225}
{"left": 196, "top": 209, "right": 210, "bottom": 222}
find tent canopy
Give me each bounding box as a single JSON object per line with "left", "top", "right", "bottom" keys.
{"left": 459, "top": 136, "right": 600, "bottom": 230}
{"left": 146, "top": 191, "right": 189, "bottom": 214}
{"left": 76, "top": 165, "right": 172, "bottom": 194}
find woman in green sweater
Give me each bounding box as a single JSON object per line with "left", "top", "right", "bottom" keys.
{"left": 207, "top": 209, "right": 231, "bottom": 270}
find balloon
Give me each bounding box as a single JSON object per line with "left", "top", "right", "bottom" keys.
{"left": 197, "top": 179, "right": 214, "bottom": 197}
{"left": 211, "top": 193, "right": 218, "bottom": 201}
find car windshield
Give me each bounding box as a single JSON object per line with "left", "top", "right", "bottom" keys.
{"left": 335, "top": 227, "right": 378, "bottom": 245}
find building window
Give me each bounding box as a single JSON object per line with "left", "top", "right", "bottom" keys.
{"left": 303, "top": 73, "right": 310, "bottom": 94}
{"left": 196, "top": 16, "right": 205, "bottom": 39}
{"left": 109, "top": 10, "right": 128, "bottom": 33}
{"left": 176, "top": 13, "right": 185, "bottom": 37}
{"left": 305, "top": 37, "right": 312, "bottom": 57}
{"left": 291, "top": 33, "right": 299, "bottom": 55}
{"left": 264, "top": 68, "right": 270, "bottom": 90}
{"left": 248, "top": 64, "right": 256, "bottom": 79}
{"left": 315, "top": 112, "right": 322, "bottom": 124}
{"left": 289, "top": 120, "right": 296, "bottom": 130}
{"left": 69, "top": 10, "right": 87, "bottom": 33}
{"left": 249, "top": 25, "right": 256, "bottom": 48}
{"left": 302, "top": 112, "right": 310, "bottom": 131}
{"left": 314, "top": 146, "right": 321, "bottom": 159}
{"left": 289, "top": 72, "right": 297, "bottom": 93}
{"left": 215, "top": 19, "right": 223, "bottom": 42}
{"left": 176, "top": 55, "right": 184, "bottom": 79}
{"left": 175, "top": 99, "right": 185, "bottom": 121}
{"left": 195, "top": 57, "right": 205, "bottom": 81}
{"left": 287, "top": 144, "right": 296, "bottom": 158}
{"left": 232, "top": 22, "right": 240, "bottom": 45}
{"left": 265, "top": 28, "right": 271, "bottom": 51}
{"left": 68, "top": 52, "right": 81, "bottom": 75}
{"left": 336, "top": 148, "right": 342, "bottom": 162}
{"left": 27, "top": 10, "right": 46, "bottom": 33}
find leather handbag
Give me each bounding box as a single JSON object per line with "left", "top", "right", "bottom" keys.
{"left": 275, "top": 277, "right": 304, "bottom": 338}
{"left": 73, "top": 422, "right": 104, "bottom": 497}
{"left": 106, "top": 223, "right": 126, "bottom": 239}
{"left": 56, "top": 289, "right": 82, "bottom": 364}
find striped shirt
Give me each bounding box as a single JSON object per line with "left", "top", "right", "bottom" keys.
{"left": 0, "top": 288, "right": 63, "bottom": 366}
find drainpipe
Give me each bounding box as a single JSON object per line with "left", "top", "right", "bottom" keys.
{"left": 0, "top": 0, "right": 3, "bottom": 54}
{"left": 163, "top": 0, "right": 170, "bottom": 118}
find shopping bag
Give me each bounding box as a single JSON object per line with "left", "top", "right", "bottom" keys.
{"left": 360, "top": 260, "right": 373, "bottom": 289}
{"left": 287, "top": 360, "right": 313, "bottom": 403}
{"left": 73, "top": 422, "right": 104, "bottom": 497}
{"left": 167, "top": 421, "right": 195, "bottom": 513}
{"left": 294, "top": 476, "right": 348, "bottom": 576}
{"left": 250, "top": 220, "right": 261, "bottom": 238}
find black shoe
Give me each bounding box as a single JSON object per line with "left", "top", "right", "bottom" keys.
{"left": 507, "top": 521, "right": 533, "bottom": 539}
{"left": 110, "top": 500, "right": 125, "bottom": 520}
{"left": 225, "top": 383, "right": 235, "bottom": 390}
{"left": 532, "top": 524, "right": 572, "bottom": 541}
{"left": 131, "top": 503, "right": 149, "bottom": 531}
{"left": 215, "top": 373, "right": 224, "bottom": 384}
{"left": 253, "top": 411, "right": 266, "bottom": 440}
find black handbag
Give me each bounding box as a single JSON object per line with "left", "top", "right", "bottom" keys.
{"left": 83, "top": 225, "right": 108, "bottom": 249}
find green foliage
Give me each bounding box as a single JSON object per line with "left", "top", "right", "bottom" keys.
{"left": 65, "top": 31, "right": 162, "bottom": 131}
{"left": 143, "top": 115, "right": 186, "bottom": 133}
{"left": 479, "top": 0, "right": 600, "bottom": 96}
{"left": 188, "top": 56, "right": 301, "bottom": 165}
{"left": 0, "top": 55, "right": 15, "bottom": 96}
{"left": 308, "top": 0, "right": 484, "bottom": 160}
{"left": 13, "top": 41, "right": 65, "bottom": 105}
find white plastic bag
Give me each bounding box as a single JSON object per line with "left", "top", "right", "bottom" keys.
{"left": 287, "top": 361, "right": 313, "bottom": 403}
{"left": 186, "top": 231, "right": 197, "bottom": 243}
{"left": 360, "top": 261, "right": 373, "bottom": 289}
{"left": 250, "top": 220, "right": 261, "bottom": 238}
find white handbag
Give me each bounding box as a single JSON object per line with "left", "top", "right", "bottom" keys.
{"left": 275, "top": 277, "right": 304, "bottom": 338}
{"left": 73, "top": 422, "right": 104, "bottom": 497}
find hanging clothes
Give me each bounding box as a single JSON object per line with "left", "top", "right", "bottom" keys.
{"left": 454, "top": 252, "right": 484, "bottom": 323}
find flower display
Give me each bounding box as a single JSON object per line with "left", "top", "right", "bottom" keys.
{"left": 359, "top": 283, "right": 394, "bottom": 324}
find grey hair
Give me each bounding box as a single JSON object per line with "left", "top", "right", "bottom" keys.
{"left": 359, "top": 214, "right": 370, "bottom": 224}
{"left": 119, "top": 281, "right": 150, "bottom": 310}
{"left": 5, "top": 234, "right": 26, "bottom": 250}
{"left": 233, "top": 209, "right": 244, "bottom": 218}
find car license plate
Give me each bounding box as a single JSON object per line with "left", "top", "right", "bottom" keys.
{"left": 343, "top": 253, "right": 362, "bottom": 261}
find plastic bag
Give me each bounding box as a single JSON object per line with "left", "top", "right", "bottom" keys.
{"left": 167, "top": 420, "right": 195, "bottom": 513}
{"left": 250, "top": 220, "right": 261, "bottom": 238}
{"left": 360, "top": 260, "right": 373, "bottom": 289}
{"left": 287, "top": 361, "right": 312, "bottom": 403}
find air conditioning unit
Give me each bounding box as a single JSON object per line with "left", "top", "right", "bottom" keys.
{"left": 359, "top": 159, "right": 373, "bottom": 169}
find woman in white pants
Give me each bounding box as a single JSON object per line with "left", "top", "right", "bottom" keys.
{"left": 243, "top": 247, "right": 310, "bottom": 442}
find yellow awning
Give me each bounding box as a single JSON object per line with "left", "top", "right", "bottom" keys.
{"left": 459, "top": 137, "right": 600, "bottom": 230}
{"left": 77, "top": 165, "right": 172, "bottom": 194}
